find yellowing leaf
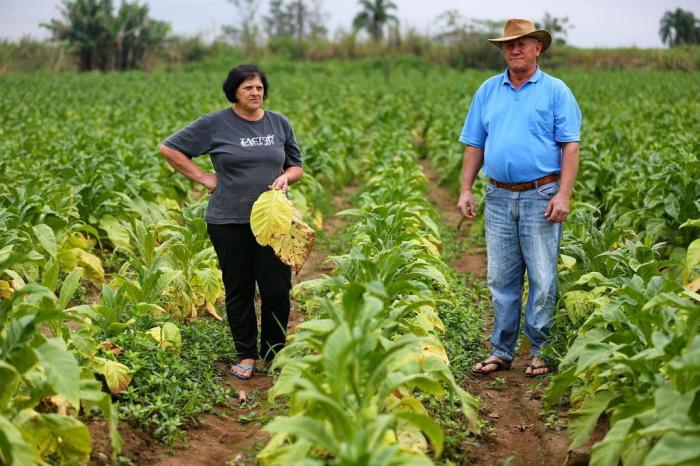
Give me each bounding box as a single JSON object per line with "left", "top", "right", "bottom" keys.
{"left": 49, "top": 394, "right": 73, "bottom": 415}
{"left": 57, "top": 248, "right": 105, "bottom": 286}
{"left": 420, "top": 340, "right": 449, "bottom": 366}
{"left": 312, "top": 210, "right": 324, "bottom": 230}
{"left": 396, "top": 419, "right": 428, "bottom": 453}
{"left": 66, "top": 232, "right": 95, "bottom": 250}
{"left": 205, "top": 301, "right": 223, "bottom": 321}
{"left": 91, "top": 357, "right": 132, "bottom": 394}
{"left": 147, "top": 322, "right": 182, "bottom": 352}
{"left": 418, "top": 235, "right": 440, "bottom": 257}
{"left": 0, "top": 279, "right": 12, "bottom": 299}
{"left": 560, "top": 254, "right": 577, "bottom": 270}
{"left": 77, "top": 250, "right": 105, "bottom": 286}
{"left": 414, "top": 305, "right": 445, "bottom": 333}
{"left": 271, "top": 216, "right": 316, "bottom": 274}
{"left": 98, "top": 341, "right": 125, "bottom": 357}
{"left": 685, "top": 276, "right": 700, "bottom": 293}
{"left": 250, "top": 190, "right": 294, "bottom": 246}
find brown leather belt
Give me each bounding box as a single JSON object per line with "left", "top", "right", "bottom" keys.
{"left": 489, "top": 173, "right": 560, "bottom": 191}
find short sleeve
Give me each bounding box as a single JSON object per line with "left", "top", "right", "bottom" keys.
{"left": 458, "top": 86, "right": 487, "bottom": 148}
{"left": 163, "top": 115, "right": 213, "bottom": 158}
{"left": 283, "top": 119, "right": 302, "bottom": 168}
{"left": 553, "top": 85, "right": 582, "bottom": 143}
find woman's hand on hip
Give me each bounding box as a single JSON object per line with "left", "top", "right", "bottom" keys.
{"left": 270, "top": 174, "right": 289, "bottom": 192}
{"left": 200, "top": 173, "right": 217, "bottom": 193}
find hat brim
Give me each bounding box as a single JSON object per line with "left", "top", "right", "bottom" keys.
{"left": 488, "top": 30, "right": 552, "bottom": 52}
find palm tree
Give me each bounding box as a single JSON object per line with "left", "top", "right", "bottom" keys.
{"left": 659, "top": 8, "right": 700, "bottom": 47}
{"left": 352, "top": 0, "right": 399, "bottom": 42}
{"left": 43, "top": 0, "right": 114, "bottom": 71}
{"left": 43, "top": 0, "right": 168, "bottom": 71}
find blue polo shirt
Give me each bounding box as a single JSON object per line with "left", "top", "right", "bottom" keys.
{"left": 459, "top": 67, "right": 581, "bottom": 183}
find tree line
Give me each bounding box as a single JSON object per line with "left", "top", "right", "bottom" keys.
{"left": 40, "top": 0, "right": 700, "bottom": 72}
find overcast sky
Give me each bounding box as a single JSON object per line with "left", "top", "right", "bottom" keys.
{"left": 2, "top": 0, "right": 700, "bottom": 48}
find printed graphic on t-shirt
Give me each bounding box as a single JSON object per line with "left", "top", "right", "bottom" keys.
{"left": 240, "top": 134, "right": 275, "bottom": 147}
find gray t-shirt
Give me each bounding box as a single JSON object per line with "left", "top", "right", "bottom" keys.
{"left": 164, "top": 109, "right": 302, "bottom": 224}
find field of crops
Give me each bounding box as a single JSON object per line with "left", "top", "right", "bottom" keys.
{"left": 1, "top": 60, "right": 699, "bottom": 465}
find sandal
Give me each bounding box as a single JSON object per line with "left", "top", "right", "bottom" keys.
{"left": 525, "top": 363, "right": 551, "bottom": 377}
{"left": 230, "top": 363, "right": 255, "bottom": 380}
{"left": 472, "top": 357, "right": 511, "bottom": 375}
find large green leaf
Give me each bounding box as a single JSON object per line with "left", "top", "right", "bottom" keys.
{"left": 79, "top": 379, "right": 122, "bottom": 459}
{"left": 576, "top": 342, "right": 619, "bottom": 374}
{"left": 0, "top": 415, "right": 43, "bottom": 466}
{"left": 680, "top": 219, "right": 700, "bottom": 229}
{"left": 99, "top": 215, "right": 131, "bottom": 250}
{"left": 32, "top": 224, "right": 57, "bottom": 259}
{"left": 264, "top": 415, "right": 337, "bottom": 455}
{"left": 644, "top": 432, "right": 700, "bottom": 466}
{"left": 686, "top": 239, "right": 700, "bottom": 273}
{"left": 0, "top": 361, "right": 20, "bottom": 410}
{"left": 257, "top": 434, "right": 318, "bottom": 466}
{"left": 41, "top": 258, "right": 60, "bottom": 292}
{"left": 58, "top": 267, "right": 83, "bottom": 310}
{"left": 26, "top": 413, "right": 92, "bottom": 464}
{"left": 590, "top": 417, "right": 633, "bottom": 466}
{"left": 35, "top": 338, "right": 81, "bottom": 408}
{"left": 568, "top": 391, "right": 616, "bottom": 450}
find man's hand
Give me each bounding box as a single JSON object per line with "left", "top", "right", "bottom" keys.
{"left": 270, "top": 174, "right": 289, "bottom": 192}
{"left": 457, "top": 190, "right": 477, "bottom": 218}
{"left": 544, "top": 192, "right": 570, "bottom": 223}
{"left": 200, "top": 173, "right": 217, "bottom": 194}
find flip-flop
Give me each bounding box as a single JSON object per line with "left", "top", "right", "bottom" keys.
{"left": 230, "top": 363, "right": 255, "bottom": 380}
{"left": 525, "top": 363, "right": 551, "bottom": 377}
{"left": 472, "top": 358, "right": 512, "bottom": 375}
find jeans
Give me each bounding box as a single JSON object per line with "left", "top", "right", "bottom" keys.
{"left": 484, "top": 181, "right": 562, "bottom": 362}
{"left": 207, "top": 223, "right": 292, "bottom": 363}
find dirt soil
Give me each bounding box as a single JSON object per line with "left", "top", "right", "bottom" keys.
{"left": 420, "top": 160, "right": 600, "bottom": 466}
{"left": 88, "top": 192, "right": 352, "bottom": 466}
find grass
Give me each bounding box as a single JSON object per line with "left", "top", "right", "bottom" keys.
{"left": 111, "top": 315, "right": 234, "bottom": 445}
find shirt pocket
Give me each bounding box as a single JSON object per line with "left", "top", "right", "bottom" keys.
{"left": 530, "top": 107, "right": 554, "bottom": 137}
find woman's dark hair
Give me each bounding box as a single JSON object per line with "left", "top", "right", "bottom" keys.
{"left": 222, "top": 64, "right": 269, "bottom": 103}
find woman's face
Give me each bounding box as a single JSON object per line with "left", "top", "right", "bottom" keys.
{"left": 235, "top": 76, "right": 264, "bottom": 112}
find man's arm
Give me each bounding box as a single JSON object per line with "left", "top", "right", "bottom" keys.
{"left": 544, "top": 141, "right": 579, "bottom": 223}
{"left": 457, "top": 145, "right": 485, "bottom": 218}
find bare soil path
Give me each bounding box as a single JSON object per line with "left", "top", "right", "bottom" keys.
{"left": 419, "top": 160, "right": 592, "bottom": 466}
{"left": 90, "top": 192, "right": 352, "bottom": 466}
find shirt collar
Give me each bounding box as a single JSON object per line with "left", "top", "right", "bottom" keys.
{"left": 502, "top": 65, "right": 542, "bottom": 86}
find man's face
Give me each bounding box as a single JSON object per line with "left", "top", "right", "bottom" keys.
{"left": 502, "top": 37, "right": 542, "bottom": 74}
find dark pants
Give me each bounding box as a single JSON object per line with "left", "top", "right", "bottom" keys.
{"left": 207, "top": 223, "right": 291, "bottom": 363}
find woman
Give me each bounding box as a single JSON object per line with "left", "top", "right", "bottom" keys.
{"left": 159, "top": 64, "right": 303, "bottom": 380}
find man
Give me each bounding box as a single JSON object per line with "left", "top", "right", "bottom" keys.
{"left": 457, "top": 19, "right": 581, "bottom": 376}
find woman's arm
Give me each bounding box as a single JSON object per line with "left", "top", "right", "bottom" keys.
{"left": 159, "top": 144, "right": 217, "bottom": 193}
{"left": 270, "top": 166, "right": 303, "bottom": 192}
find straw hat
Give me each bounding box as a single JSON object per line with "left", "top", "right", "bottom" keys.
{"left": 488, "top": 19, "right": 552, "bottom": 52}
